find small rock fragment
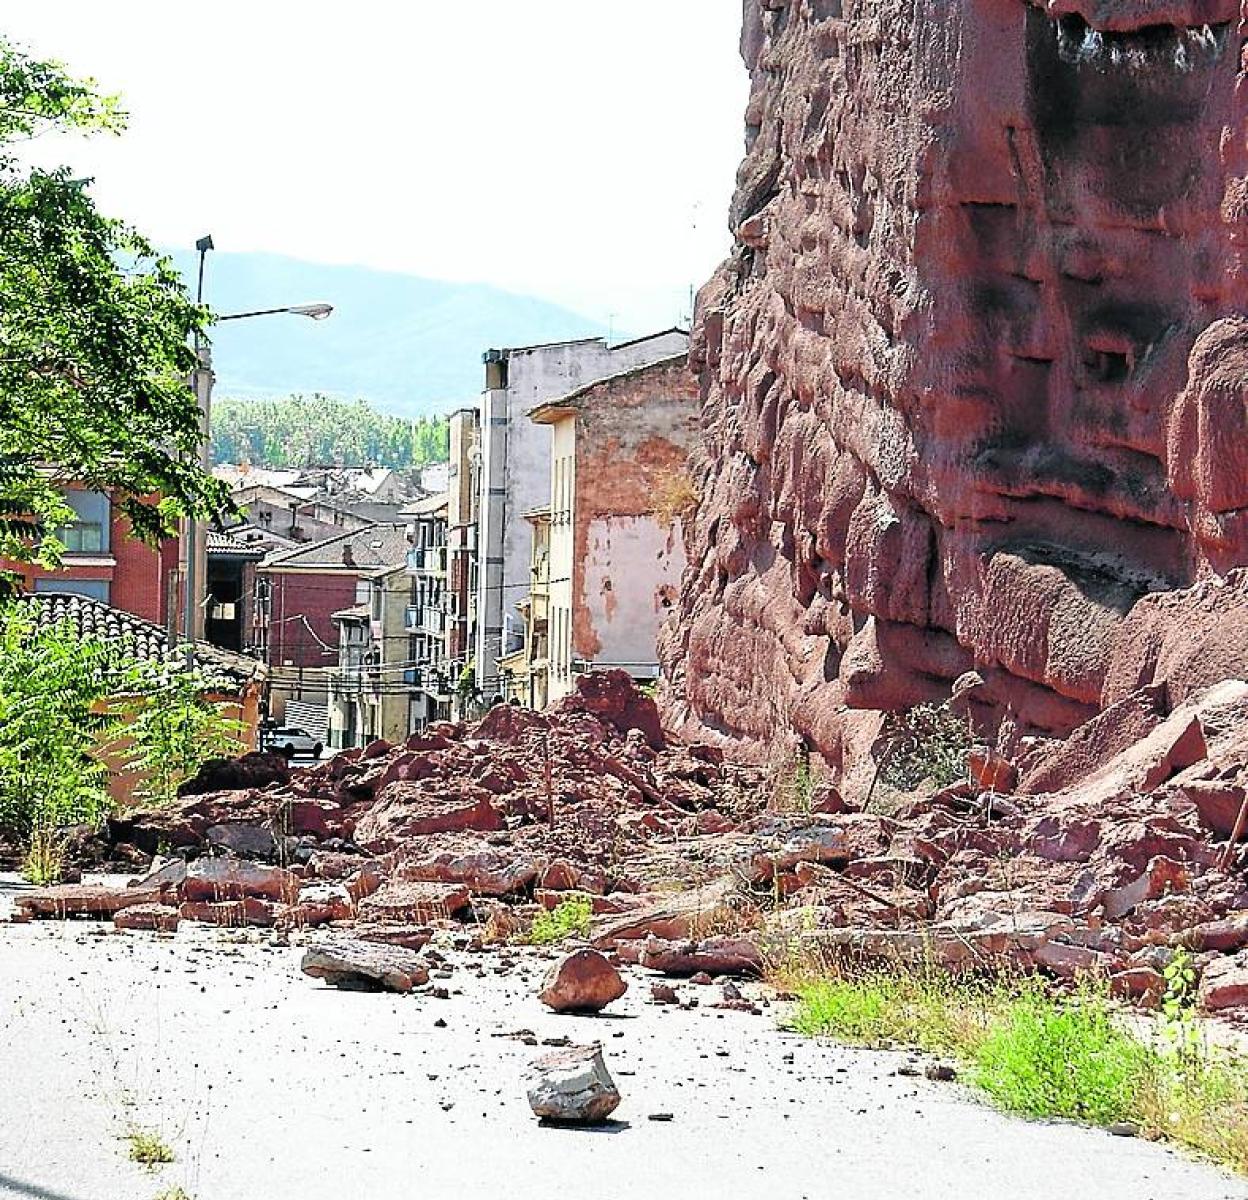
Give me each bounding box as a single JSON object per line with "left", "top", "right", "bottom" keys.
{"left": 524, "top": 1043, "right": 621, "bottom": 1123}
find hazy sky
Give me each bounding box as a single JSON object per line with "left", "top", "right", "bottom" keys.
{"left": 7, "top": 2, "right": 748, "bottom": 333}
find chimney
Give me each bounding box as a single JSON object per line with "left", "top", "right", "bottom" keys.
{"left": 342, "top": 542, "right": 356, "bottom": 568}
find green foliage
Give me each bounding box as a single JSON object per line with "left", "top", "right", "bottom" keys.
{"left": 879, "top": 701, "right": 975, "bottom": 791}
{"left": 783, "top": 965, "right": 1248, "bottom": 1174}
{"left": 972, "top": 992, "right": 1152, "bottom": 1124}
{"left": 0, "top": 601, "right": 133, "bottom": 844}
{"left": 121, "top": 668, "right": 245, "bottom": 807}
{"left": 211, "top": 394, "right": 449, "bottom": 469}
{"left": 527, "top": 896, "right": 593, "bottom": 945}
{"left": 0, "top": 37, "right": 227, "bottom": 583}
{"left": 784, "top": 969, "right": 1003, "bottom": 1057}
{"left": 22, "top": 825, "right": 65, "bottom": 885}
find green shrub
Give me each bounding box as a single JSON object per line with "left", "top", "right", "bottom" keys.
{"left": 972, "top": 992, "right": 1152, "bottom": 1124}
{"left": 782, "top": 964, "right": 1248, "bottom": 1174}
{"left": 121, "top": 666, "right": 244, "bottom": 807}
{"left": 527, "top": 896, "right": 593, "bottom": 945}
{"left": 879, "top": 702, "right": 975, "bottom": 791}
{"left": 0, "top": 602, "right": 132, "bottom": 847}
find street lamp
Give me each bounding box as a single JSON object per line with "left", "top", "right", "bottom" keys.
{"left": 219, "top": 302, "right": 333, "bottom": 322}
{"left": 182, "top": 236, "right": 333, "bottom": 664}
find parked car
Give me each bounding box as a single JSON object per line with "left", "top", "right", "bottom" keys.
{"left": 264, "top": 726, "right": 323, "bottom": 759}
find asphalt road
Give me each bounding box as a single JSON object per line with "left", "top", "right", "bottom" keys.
{"left": 1, "top": 876, "right": 1245, "bottom": 1200}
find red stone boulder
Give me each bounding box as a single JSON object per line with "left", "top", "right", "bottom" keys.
{"left": 1198, "top": 953, "right": 1248, "bottom": 1012}
{"left": 357, "top": 881, "right": 470, "bottom": 924}
{"left": 352, "top": 783, "right": 504, "bottom": 851}
{"left": 397, "top": 850, "right": 544, "bottom": 897}
{"left": 114, "top": 903, "right": 181, "bottom": 933}
{"left": 638, "top": 935, "right": 763, "bottom": 978}
{"left": 179, "top": 898, "right": 280, "bottom": 926}
{"left": 538, "top": 949, "right": 628, "bottom": 1013}
{"left": 183, "top": 857, "right": 299, "bottom": 904}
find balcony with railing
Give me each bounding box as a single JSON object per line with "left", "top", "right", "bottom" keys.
{"left": 405, "top": 604, "right": 447, "bottom": 635}
{"left": 406, "top": 544, "right": 448, "bottom": 577}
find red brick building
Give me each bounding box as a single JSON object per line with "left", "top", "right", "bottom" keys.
{"left": 9, "top": 487, "right": 180, "bottom": 625}
{"left": 257, "top": 524, "right": 410, "bottom": 725}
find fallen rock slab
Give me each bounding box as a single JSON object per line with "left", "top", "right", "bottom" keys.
{"left": 591, "top": 879, "right": 737, "bottom": 947}
{"left": 353, "top": 784, "right": 504, "bottom": 850}
{"left": 183, "top": 856, "right": 299, "bottom": 903}
{"left": 352, "top": 923, "right": 433, "bottom": 951}
{"left": 15, "top": 883, "right": 168, "bottom": 920}
{"left": 524, "top": 1043, "right": 621, "bottom": 1123}
{"left": 538, "top": 949, "right": 627, "bottom": 1013}
{"left": 1198, "top": 952, "right": 1248, "bottom": 1011}
{"left": 301, "top": 938, "right": 430, "bottom": 992}
{"left": 279, "top": 884, "right": 355, "bottom": 928}
{"left": 206, "top": 822, "right": 276, "bottom": 860}
{"left": 397, "top": 851, "right": 544, "bottom": 897}
{"left": 179, "top": 898, "right": 280, "bottom": 927}
{"left": 357, "top": 881, "right": 471, "bottom": 923}
{"left": 747, "top": 815, "right": 892, "bottom": 883}
{"left": 639, "top": 935, "right": 763, "bottom": 977}
{"left": 113, "top": 903, "right": 181, "bottom": 933}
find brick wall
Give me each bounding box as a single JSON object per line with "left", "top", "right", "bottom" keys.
{"left": 12, "top": 495, "right": 178, "bottom": 626}
{"left": 266, "top": 570, "right": 357, "bottom": 668}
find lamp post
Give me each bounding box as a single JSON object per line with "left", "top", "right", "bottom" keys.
{"left": 182, "top": 235, "right": 333, "bottom": 664}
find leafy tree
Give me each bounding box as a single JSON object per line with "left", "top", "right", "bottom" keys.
{"left": 0, "top": 37, "right": 227, "bottom": 584}
{"left": 211, "top": 393, "right": 449, "bottom": 470}
{"left": 121, "top": 668, "right": 245, "bottom": 808}
{"left": 0, "top": 602, "right": 133, "bottom": 847}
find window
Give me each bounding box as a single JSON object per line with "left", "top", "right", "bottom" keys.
{"left": 33, "top": 578, "right": 110, "bottom": 603}
{"left": 57, "top": 490, "right": 110, "bottom": 554}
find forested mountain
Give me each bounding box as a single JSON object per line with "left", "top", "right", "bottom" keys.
{"left": 168, "top": 250, "right": 611, "bottom": 417}
{"left": 210, "top": 395, "right": 448, "bottom": 469}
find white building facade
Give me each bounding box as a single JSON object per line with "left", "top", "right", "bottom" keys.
{"left": 473, "top": 330, "right": 689, "bottom": 700}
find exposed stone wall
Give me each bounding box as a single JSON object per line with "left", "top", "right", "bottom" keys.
{"left": 567, "top": 358, "right": 700, "bottom": 670}
{"left": 662, "top": 0, "right": 1248, "bottom": 774}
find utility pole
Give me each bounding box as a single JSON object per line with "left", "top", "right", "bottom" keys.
{"left": 183, "top": 234, "right": 214, "bottom": 668}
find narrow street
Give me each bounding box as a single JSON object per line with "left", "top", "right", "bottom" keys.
{"left": 1, "top": 880, "right": 1242, "bottom": 1200}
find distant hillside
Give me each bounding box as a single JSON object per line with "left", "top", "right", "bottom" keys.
{"left": 166, "top": 250, "right": 612, "bottom": 418}
{"left": 211, "top": 395, "right": 448, "bottom": 469}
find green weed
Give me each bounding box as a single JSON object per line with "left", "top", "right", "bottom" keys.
{"left": 21, "top": 824, "right": 64, "bottom": 885}
{"left": 782, "top": 963, "right": 1248, "bottom": 1174}
{"left": 526, "top": 895, "right": 592, "bottom": 945}
{"left": 124, "top": 1127, "right": 174, "bottom": 1169}
{"left": 972, "top": 991, "right": 1151, "bottom": 1123}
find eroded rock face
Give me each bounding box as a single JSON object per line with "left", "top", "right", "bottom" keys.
{"left": 662, "top": 0, "right": 1248, "bottom": 771}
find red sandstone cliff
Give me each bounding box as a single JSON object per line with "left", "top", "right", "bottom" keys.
{"left": 662, "top": 0, "right": 1248, "bottom": 779}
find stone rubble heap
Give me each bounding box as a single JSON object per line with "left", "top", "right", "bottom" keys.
{"left": 14, "top": 671, "right": 1248, "bottom": 1020}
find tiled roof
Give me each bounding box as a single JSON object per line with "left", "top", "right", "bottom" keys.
{"left": 398, "top": 491, "right": 449, "bottom": 519}
{"left": 26, "top": 594, "right": 263, "bottom": 692}
{"left": 261, "top": 523, "right": 410, "bottom": 572}
{"left": 207, "top": 529, "right": 266, "bottom": 559}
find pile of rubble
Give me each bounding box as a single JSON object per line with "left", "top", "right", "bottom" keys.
{"left": 15, "top": 671, "right": 1248, "bottom": 1020}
